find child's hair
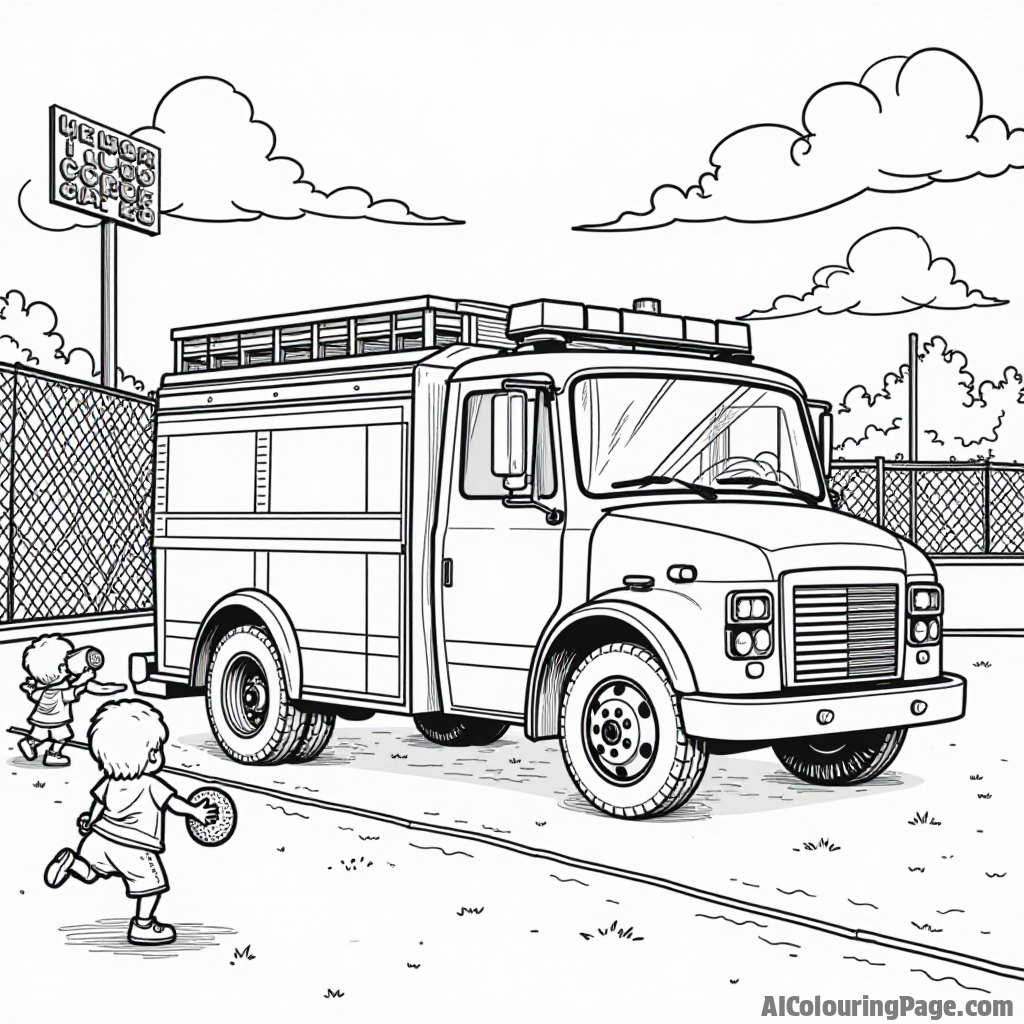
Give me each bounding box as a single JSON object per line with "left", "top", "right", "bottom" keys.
{"left": 88, "top": 700, "right": 169, "bottom": 780}
{"left": 22, "top": 635, "right": 74, "bottom": 685}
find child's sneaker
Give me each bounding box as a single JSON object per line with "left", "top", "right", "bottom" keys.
{"left": 44, "top": 848, "right": 76, "bottom": 889}
{"left": 18, "top": 737, "right": 37, "bottom": 761}
{"left": 128, "top": 917, "right": 176, "bottom": 946}
{"left": 43, "top": 750, "right": 70, "bottom": 767}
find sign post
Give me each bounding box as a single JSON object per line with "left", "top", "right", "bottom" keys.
{"left": 101, "top": 220, "right": 117, "bottom": 388}
{"left": 48, "top": 105, "right": 161, "bottom": 389}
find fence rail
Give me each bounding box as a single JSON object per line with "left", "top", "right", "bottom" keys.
{"left": 831, "top": 458, "right": 1024, "bottom": 557}
{"left": 0, "top": 363, "right": 155, "bottom": 624}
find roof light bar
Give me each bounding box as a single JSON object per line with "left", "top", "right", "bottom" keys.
{"left": 506, "top": 299, "right": 752, "bottom": 354}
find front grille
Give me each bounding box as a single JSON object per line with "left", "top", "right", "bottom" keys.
{"left": 791, "top": 584, "right": 899, "bottom": 684}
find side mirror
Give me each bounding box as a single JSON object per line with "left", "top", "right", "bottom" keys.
{"left": 491, "top": 392, "right": 528, "bottom": 488}
{"left": 819, "top": 412, "right": 833, "bottom": 479}
{"left": 807, "top": 401, "right": 832, "bottom": 479}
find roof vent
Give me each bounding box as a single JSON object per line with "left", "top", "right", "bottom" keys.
{"left": 633, "top": 297, "right": 661, "bottom": 314}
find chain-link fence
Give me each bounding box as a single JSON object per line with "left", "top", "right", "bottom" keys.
{"left": 831, "top": 458, "right": 1024, "bottom": 556}
{"left": 0, "top": 363, "right": 154, "bottom": 623}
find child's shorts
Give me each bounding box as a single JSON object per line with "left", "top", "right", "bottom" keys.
{"left": 77, "top": 833, "right": 168, "bottom": 897}
{"left": 29, "top": 724, "right": 72, "bottom": 742}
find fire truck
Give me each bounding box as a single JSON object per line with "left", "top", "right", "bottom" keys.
{"left": 131, "top": 294, "right": 966, "bottom": 819}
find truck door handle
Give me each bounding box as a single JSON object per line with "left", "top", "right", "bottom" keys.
{"left": 442, "top": 558, "right": 453, "bottom": 588}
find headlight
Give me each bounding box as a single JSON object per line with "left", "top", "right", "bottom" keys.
{"left": 909, "top": 584, "right": 942, "bottom": 614}
{"left": 907, "top": 584, "right": 942, "bottom": 646}
{"left": 726, "top": 591, "right": 774, "bottom": 659}
{"left": 728, "top": 591, "right": 773, "bottom": 622}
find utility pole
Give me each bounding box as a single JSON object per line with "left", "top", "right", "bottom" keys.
{"left": 100, "top": 220, "right": 117, "bottom": 389}
{"left": 908, "top": 332, "right": 918, "bottom": 462}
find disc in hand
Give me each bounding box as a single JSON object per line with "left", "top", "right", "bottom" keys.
{"left": 186, "top": 787, "right": 237, "bottom": 847}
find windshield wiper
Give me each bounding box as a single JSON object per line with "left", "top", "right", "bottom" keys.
{"left": 715, "top": 476, "right": 820, "bottom": 506}
{"left": 610, "top": 475, "right": 718, "bottom": 501}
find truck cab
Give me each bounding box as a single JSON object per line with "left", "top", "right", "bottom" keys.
{"left": 134, "top": 294, "right": 966, "bottom": 819}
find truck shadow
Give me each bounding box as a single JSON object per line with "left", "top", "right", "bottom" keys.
{"left": 176, "top": 727, "right": 920, "bottom": 822}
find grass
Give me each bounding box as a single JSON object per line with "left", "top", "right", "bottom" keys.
{"left": 908, "top": 810, "right": 942, "bottom": 826}
{"left": 972, "top": 660, "right": 992, "bottom": 668}
{"left": 580, "top": 919, "right": 644, "bottom": 942}
{"left": 797, "top": 837, "right": 841, "bottom": 852}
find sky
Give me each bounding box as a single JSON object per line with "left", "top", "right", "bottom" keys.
{"left": 1, "top": 0, "right": 1021, "bottom": 416}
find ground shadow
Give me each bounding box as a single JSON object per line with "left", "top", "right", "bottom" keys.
{"left": 174, "top": 729, "right": 920, "bottom": 821}
{"left": 59, "top": 918, "right": 236, "bottom": 959}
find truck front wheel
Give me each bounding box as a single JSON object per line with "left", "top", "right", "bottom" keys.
{"left": 773, "top": 728, "right": 907, "bottom": 785}
{"left": 560, "top": 643, "right": 708, "bottom": 819}
{"left": 206, "top": 624, "right": 307, "bottom": 765}
{"left": 412, "top": 713, "right": 509, "bottom": 747}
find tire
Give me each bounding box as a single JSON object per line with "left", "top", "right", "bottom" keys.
{"left": 289, "top": 712, "right": 335, "bottom": 763}
{"left": 773, "top": 728, "right": 907, "bottom": 786}
{"left": 205, "top": 624, "right": 307, "bottom": 765}
{"left": 412, "top": 712, "right": 510, "bottom": 747}
{"left": 560, "top": 643, "right": 708, "bottom": 819}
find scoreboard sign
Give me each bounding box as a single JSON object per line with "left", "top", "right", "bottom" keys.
{"left": 49, "top": 104, "right": 161, "bottom": 235}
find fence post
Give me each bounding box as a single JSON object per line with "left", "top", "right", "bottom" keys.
{"left": 875, "top": 455, "right": 885, "bottom": 528}
{"left": 908, "top": 463, "right": 917, "bottom": 546}
{"left": 983, "top": 460, "right": 992, "bottom": 555}
{"left": 7, "top": 367, "right": 18, "bottom": 622}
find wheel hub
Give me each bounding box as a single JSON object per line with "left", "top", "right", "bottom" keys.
{"left": 583, "top": 677, "right": 659, "bottom": 786}
{"left": 222, "top": 655, "right": 270, "bottom": 738}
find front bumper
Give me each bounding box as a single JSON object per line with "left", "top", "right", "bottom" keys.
{"left": 680, "top": 673, "right": 966, "bottom": 742}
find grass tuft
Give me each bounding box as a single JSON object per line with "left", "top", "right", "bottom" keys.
{"left": 908, "top": 810, "right": 941, "bottom": 826}
{"left": 801, "top": 837, "right": 840, "bottom": 852}
{"left": 580, "top": 920, "right": 644, "bottom": 942}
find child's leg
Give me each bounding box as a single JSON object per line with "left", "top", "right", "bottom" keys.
{"left": 44, "top": 848, "right": 97, "bottom": 889}
{"left": 136, "top": 893, "right": 161, "bottom": 922}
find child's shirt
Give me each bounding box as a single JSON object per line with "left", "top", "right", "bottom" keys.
{"left": 28, "top": 686, "right": 76, "bottom": 727}
{"left": 90, "top": 774, "right": 177, "bottom": 853}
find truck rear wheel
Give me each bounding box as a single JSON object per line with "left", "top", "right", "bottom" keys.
{"left": 205, "top": 624, "right": 307, "bottom": 765}
{"left": 773, "top": 728, "right": 907, "bottom": 785}
{"left": 289, "top": 712, "right": 335, "bottom": 763}
{"left": 560, "top": 643, "right": 708, "bottom": 819}
{"left": 412, "top": 712, "right": 509, "bottom": 747}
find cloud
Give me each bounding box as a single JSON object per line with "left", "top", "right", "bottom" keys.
{"left": 0, "top": 289, "right": 147, "bottom": 392}
{"left": 740, "top": 228, "right": 1007, "bottom": 319}
{"left": 20, "top": 77, "right": 462, "bottom": 231}
{"left": 574, "top": 48, "right": 1024, "bottom": 229}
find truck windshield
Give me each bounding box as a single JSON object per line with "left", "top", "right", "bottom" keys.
{"left": 571, "top": 374, "right": 824, "bottom": 500}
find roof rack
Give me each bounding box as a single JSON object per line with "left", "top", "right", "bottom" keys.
{"left": 171, "top": 296, "right": 511, "bottom": 374}
{"left": 506, "top": 299, "right": 752, "bottom": 358}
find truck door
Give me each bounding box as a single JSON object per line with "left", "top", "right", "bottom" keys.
{"left": 440, "top": 380, "right": 564, "bottom": 718}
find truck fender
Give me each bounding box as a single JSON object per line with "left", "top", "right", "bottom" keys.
{"left": 191, "top": 589, "right": 303, "bottom": 702}
{"left": 525, "top": 598, "right": 697, "bottom": 741}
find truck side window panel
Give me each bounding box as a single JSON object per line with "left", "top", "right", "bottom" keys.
{"left": 461, "top": 391, "right": 556, "bottom": 499}
{"left": 269, "top": 424, "right": 402, "bottom": 513}
{"left": 166, "top": 432, "right": 257, "bottom": 512}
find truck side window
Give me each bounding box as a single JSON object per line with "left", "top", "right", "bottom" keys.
{"left": 461, "top": 391, "right": 556, "bottom": 499}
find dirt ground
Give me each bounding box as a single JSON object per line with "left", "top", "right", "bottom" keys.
{"left": 1, "top": 629, "right": 1020, "bottom": 1021}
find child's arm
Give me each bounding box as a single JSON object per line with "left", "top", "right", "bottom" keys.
{"left": 78, "top": 799, "right": 104, "bottom": 834}
{"left": 68, "top": 668, "right": 96, "bottom": 700}
{"left": 167, "top": 795, "right": 218, "bottom": 825}
{"left": 20, "top": 679, "right": 46, "bottom": 700}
